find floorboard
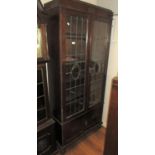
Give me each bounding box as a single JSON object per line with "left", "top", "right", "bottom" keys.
{"left": 56, "top": 127, "right": 106, "bottom": 155}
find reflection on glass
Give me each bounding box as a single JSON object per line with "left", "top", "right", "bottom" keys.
{"left": 65, "top": 16, "right": 87, "bottom": 62}
{"left": 37, "top": 67, "right": 47, "bottom": 123}
{"left": 89, "top": 21, "right": 109, "bottom": 107}
{"left": 64, "top": 15, "right": 87, "bottom": 118}
{"left": 37, "top": 27, "right": 42, "bottom": 58}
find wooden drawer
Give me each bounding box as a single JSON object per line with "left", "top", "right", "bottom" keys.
{"left": 63, "top": 115, "right": 85, "bottom": 144}
{"left": 63, "top": 108, "right": 100, "bottom": 144}
{"left": 37, "top": 120, "right": 56, "bottom": 155}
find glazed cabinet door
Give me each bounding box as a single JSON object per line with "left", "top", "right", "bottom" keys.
{"left": 88, "top": 19, "right": 111, "bottom": 108}
{"left": 37, "top": 63, "right": 50, "bottom": 124}
{"left": 62, "top": 10, "right": 88, "bottom": 120}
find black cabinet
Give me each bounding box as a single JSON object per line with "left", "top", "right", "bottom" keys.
{"left": 37, "top": 1, "right": 57, "bottom": 154}
{"left": 38, "top": 119, "right": 56, "bottom": 155}
{"left": 37, "top": 63, "right": 57, "bottom": 155}
{"left": 45, "top": 0, "right": 113, "bottom": 148}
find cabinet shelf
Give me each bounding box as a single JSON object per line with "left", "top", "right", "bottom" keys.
{"left": 37, "top": 81, "right": 43, "bottom": 85}
{"left": 37, "top": 94, "right": 44, "bottom": 98}
{"left": 37, "top": 94, "right": 45, "bottom": 99}
{"left": 66, "top": 33, "right": 86, "bottom": 40}
{"left": 66, "top": 108, "right": 84, "bottom": 119}
{"left": 66, "top": 32, "right": 86, "bottom": 36}
{"left": 38, "top": 107, "right": 46, "bottom": 112}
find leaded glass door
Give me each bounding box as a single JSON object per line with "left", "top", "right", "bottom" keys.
{"left": 37, "top": 63, "right": 49, "bottom": 124}
{"left": 63, "top": 12, "right": 88, "bottom": 119}
{"left": 88, "top": 19, "right": 111, "bottom": 108}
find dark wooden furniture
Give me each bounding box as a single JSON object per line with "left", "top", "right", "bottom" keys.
{"left": 37, "top": 63, "right": 57, "bottom": 155}
{"left": 37, "top": 119, "right": 56, "bottom": 155}
{"left": 37, "top": 0, "right": 57, "bottom": 154}
{"left": 104, "top": 77, "right": 118, "bottom": 155}
{"left": 44, "top": 0, "right": 113, "bottom": 150}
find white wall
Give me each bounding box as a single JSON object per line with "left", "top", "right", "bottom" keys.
{"left": 102, "top": 16, "right": 118, "bottom": 127}
{"left": 80, "top": 0, "right": 97, "bottom": 5}
{"left": 41, "top": 0, "right": 51, "bottom": 4}
{"left": 41, "top": 0, "right": 118, "bottom": 128}
{"left": 41, "top": 0, "right": 97, "bottom": 5}
{"left": 97, "top": 0, "right": 118, "bottom": 14}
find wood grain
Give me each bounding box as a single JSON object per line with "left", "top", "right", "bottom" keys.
{"left": 56, "top": 127, "right": 106, "bottom": 155}
{"left": 103, "top": 77, "right": 118, "bottom": 155}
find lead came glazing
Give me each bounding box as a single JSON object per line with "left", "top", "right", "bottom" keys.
{"left": 64, "top": 15, "right": 87, "bottom": 118}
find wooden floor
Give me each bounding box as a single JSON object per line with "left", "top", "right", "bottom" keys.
{"left": 56, "top": 127, "right": 106, "bottom": 155}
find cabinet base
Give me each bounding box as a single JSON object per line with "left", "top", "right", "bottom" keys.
{"left": 56, "top": 123, "right": 102, "bottom": 154}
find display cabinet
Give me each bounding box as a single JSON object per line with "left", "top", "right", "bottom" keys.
{"left": 45, "top": 0, "right": 113, "bottom": 149}
{"left": 37, "top": 62, "right": 57, "bottom": 155}
{"left": 37, "top": 0, "right": 57, "bottom": 154}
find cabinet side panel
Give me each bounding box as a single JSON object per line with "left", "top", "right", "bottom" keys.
{"left": 104, "top": 78, "right": 118, "bottom": 155}
{"left": 100, "top": 20, "right": 113, "bottom": 123}
{"left": 47, "top": 15, "right": 62, "bottom": 121}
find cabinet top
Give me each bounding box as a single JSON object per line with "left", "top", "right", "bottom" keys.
{"left": 44, "top": 0, "right": 113, "bottom": 16}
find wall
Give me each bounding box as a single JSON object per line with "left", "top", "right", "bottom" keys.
{"left": 79, "top": 0, "right": 97, "bottom": 5}
{"left": 41, "top": 0, "right": 118, "bottom": 128}
{"left": 102, "top": 16, "right": 118, "bottom": 127}
{"left": 97, "top": 0, "right": 118, "bottom": 14}
{"left": 41, "top": 0, "right": 97, "bottom": 5}
{"left": 41, "top": 0, "right": 51, "bottom": 4}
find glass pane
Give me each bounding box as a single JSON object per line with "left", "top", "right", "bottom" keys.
{"left": 89, "top": 21, "right": 109, "bottom": 107}
{"left": 37, "top": 66, "right": 48, "bottom": 123}
{"left": 64, "top": 15, "right": 87, "bottom": 118}
{"left": 37, "top": 96, "right": 45, "bottom": 109}
{"left": 37, "top": 109, "right": 46, "bottom": 121}
{"left": 37, "top": 84, "right": 44, "bottom": 96}
{"left": 37, "top": 69, "right": 43, "bottom": 83}
{"left": 37, "top": 27, "right": 42, "bottom": 58}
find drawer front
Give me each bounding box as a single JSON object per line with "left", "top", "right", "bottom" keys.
{"left": 63, "top": 116, "right": 85, "bottom": 144}
{"left": 84, "top": 109, "right": 100, "bottom": 129}
{"left": 63, "top": 109, "right": 100, "bottom": 144}
{"left": 37, "top": 125, "right": 56, "bottom": 155}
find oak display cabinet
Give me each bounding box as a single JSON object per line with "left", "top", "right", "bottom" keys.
{"left": 45, "top": 0, "right": 113, "bottom": 149}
